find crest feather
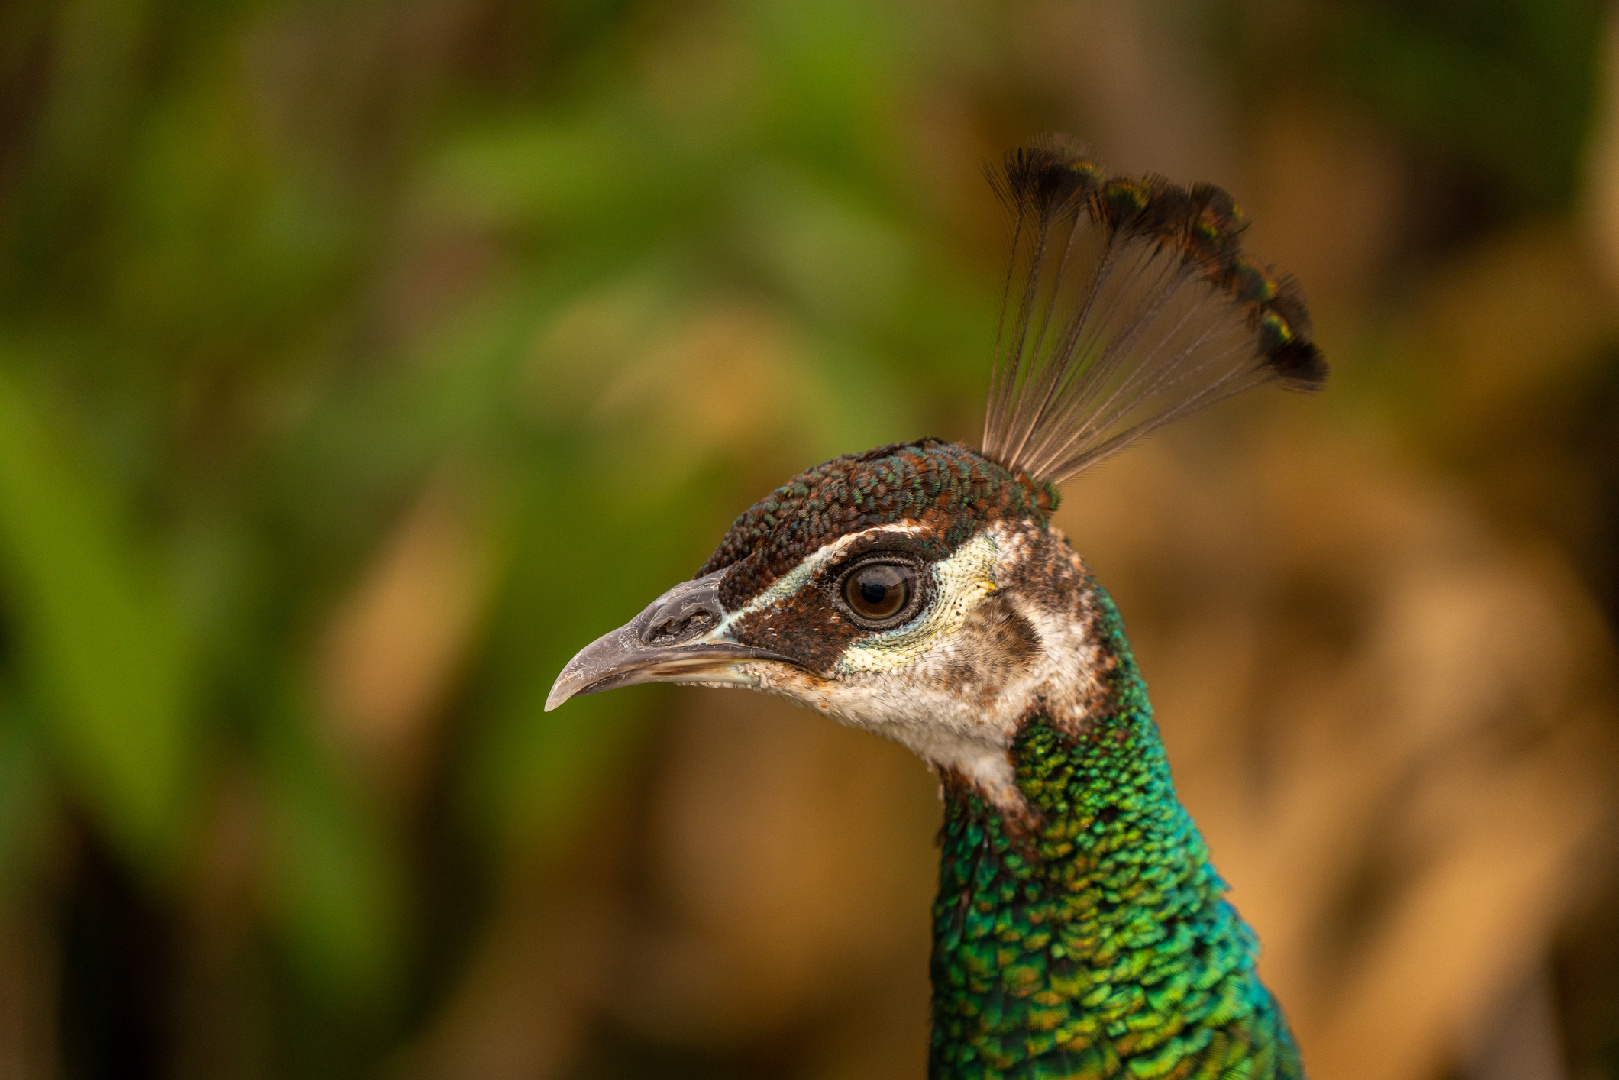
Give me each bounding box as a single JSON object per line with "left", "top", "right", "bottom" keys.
{"left": 981, "top": 136, "right": 1327, "bottom": 485}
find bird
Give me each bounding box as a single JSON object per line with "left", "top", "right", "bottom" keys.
{"left": 547, "top": 136, "right": 1327, "bottom": 1079}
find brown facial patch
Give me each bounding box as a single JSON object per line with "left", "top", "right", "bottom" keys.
{"left": 1000, "top": 521, "right": 1088, "bottom": 620}
{"left": 728, "top": 578, "right": 858, "bottom": 673}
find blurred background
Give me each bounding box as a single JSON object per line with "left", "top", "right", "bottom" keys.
{"left": 0, "top": 1, "right": 1617, "bottom": 1078}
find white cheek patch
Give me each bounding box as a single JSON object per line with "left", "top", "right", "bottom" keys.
{"left": 833, "top": 531, "right": 999, "bottom": 674}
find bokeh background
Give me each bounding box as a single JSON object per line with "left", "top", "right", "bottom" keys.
{"left": 1, "top": 1, "right": 1618, "bottom": 1078}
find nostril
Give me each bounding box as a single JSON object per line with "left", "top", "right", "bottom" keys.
{"left": 644, "top": 604, "right": 719, "bottom": 646}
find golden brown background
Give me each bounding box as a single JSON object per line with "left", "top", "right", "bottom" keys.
{"left": 0, "top": 1, "right": 1616, "bottom": 1078}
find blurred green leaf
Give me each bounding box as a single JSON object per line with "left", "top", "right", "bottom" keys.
{"left": 732, "top": 160, "right": 914, "bottom": 329}
{"left": 423, "top": 111, "right": 708, "bottom": 240}
{"left": 1328, "top": 0, "right": 1603, "bottom": 208}
{"left": 0, "top": 360, "right": 197, "bottom": 877}
{"left": 260, "top": 687, "right": 406, "bottom": 1011}
{"left": 113, "top": 83, "right": 355, "bottom": 357}
{"left": 0, "top": 689, "right": 52, "bottom": 896}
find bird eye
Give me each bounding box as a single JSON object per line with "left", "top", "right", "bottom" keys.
{"left": 842, "top": 562, "right": 914, "bottom": 623}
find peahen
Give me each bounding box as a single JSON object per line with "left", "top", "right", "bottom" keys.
{"left": 547, "top": 138, "right": 1327, "bottom": 1079}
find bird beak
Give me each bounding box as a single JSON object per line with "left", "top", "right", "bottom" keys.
{"left": 545, "top": 571, "right": 790, "bottom": 711}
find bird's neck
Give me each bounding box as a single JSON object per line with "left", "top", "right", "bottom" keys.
{"left": 928, "top": 583, "right": 1304, "bottom": 1079}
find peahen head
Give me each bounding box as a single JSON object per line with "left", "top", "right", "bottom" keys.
{"left": 546, "top": 138, "right": 1326, "bottom": 815}
{"left": 546, "top": 438, "right": 1086, "bottom": 807}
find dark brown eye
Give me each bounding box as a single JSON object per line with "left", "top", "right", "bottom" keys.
{"left": 843, "top": 563, "right": 914, "bottom": 622}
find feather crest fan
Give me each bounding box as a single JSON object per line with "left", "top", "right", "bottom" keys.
{"left": 981, "top": 138, "right": 1327, "bottom": 485}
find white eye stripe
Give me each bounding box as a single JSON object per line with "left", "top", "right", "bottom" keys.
{"left": 702, "top": 524, "right": 928, "bottom": 641}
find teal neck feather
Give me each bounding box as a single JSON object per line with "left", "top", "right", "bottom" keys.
{"left": 929, "top": 583, "right": 1305, "bottom": 1080}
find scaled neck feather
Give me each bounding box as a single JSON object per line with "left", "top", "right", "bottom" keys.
{"left": 928, "top": 580, "right": 1306, "bottom": 1079}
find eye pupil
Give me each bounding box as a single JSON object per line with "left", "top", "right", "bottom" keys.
{"left": 843, "top": 563, "right": 912, "bottom": 622}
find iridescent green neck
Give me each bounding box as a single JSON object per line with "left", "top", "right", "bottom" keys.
{"left": 928, "top": 585, "right": 1305, "bottom": 1080}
